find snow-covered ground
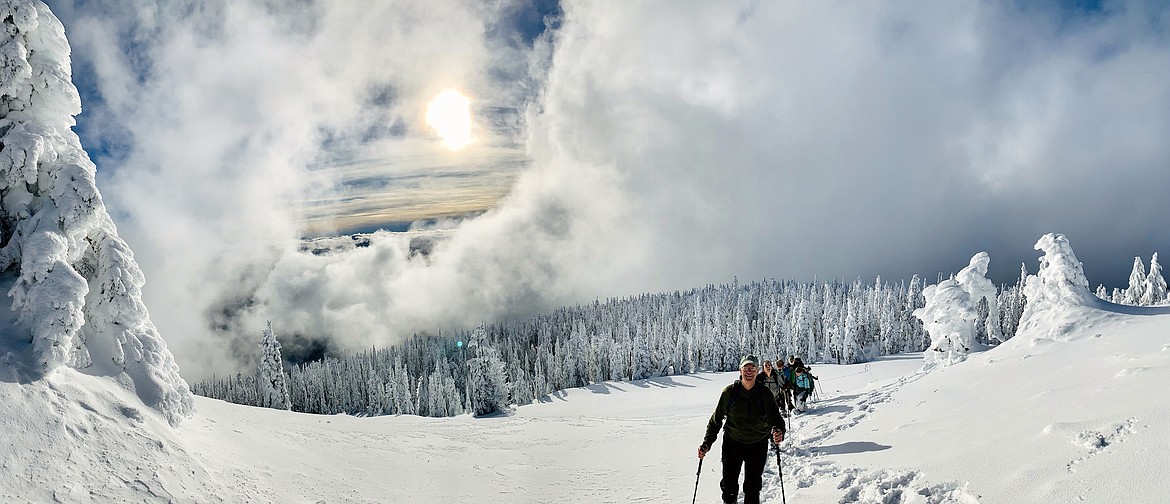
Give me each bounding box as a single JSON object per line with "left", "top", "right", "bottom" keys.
{"left": 4, "top": 299, "right": 1168, "bottom": 503}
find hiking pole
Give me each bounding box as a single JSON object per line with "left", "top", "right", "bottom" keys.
{"left": 691, "top": 457, "right": 703, "bottom": 504}
{"left": 773, "top": 440, "right": 787, "bottom": 504}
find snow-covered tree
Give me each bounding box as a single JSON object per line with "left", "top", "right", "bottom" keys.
{"left": 1142, "top": 253, "right": 1167, "bottom": 306}
{"left": 1124, "top": 257, "right": 1147, "bottom": 305}
{"left": 903, "top": 274, "right": 928, "bottom": 352}
{"left": 974, "top": 296, "right": 990, "bottom": 344}
{"left": 388, "top": 360, "right": 415, "bottom": 415}
{"left": 1015, "top": 234, "right": 1096, "bottom": 341}
{"left": 467, "top": 343, "right": 510, "bottom": 416}
{"left": 0, "top": 1, "right": 192, "bottom": 425}
{"left": 256, "top": 322, "right": 291, "bottom": 410}
{"left": 424, "top": 366, "right": 461, "bottom": 417}
{"left": 1110, "top": 287, "right": 1124, "bottom": 305}
{"left": 915, "top": 277, "right": 979, "bottom": 367}
{"left": 1023, "top": 234, "right": 1095, "bottom": 308}
{"left": 955, "top": 252, "right": 1004, "bottom": 343}
{"left": 1002, "top": 263, "right": 1028, "bottom": 339}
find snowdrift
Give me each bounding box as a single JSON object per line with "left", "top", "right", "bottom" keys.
{"left": 0, "top": 370, "right": 225, "bottom": 502}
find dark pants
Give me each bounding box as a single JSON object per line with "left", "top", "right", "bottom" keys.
{"left": 720, "top": 437, "right": 768, "bottom": 504}
{"left": 779, "top": 387, "right": 794, "bottom": 411}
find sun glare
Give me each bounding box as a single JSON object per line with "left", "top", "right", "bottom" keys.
{"left": 425, "top": 89, "right": 473, "bottom": 150}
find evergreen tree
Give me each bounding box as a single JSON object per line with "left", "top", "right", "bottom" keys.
{"left": 467, "top": 343, "right": 510, "bottom": 416}
{"left": 1020, "top": 233, "right": 1096, "bottom": 333}
{"left": 0, "top": 1, "right": 192, "bottom": 425}
{"left": 915, "top": 277, "right": 979, "bottom": 366}
{"left": 903, "top": 274, "right": 928, "bottom": 351}
{"left": 255, "top": 321, "right": 291, "bottom": 410}
{"left": 1142, "top": 253, "right": 1167, "bottom": 306}
{"left": 1125, "top": 257, "right": 1147, "bottom": 305}
{"left": 842, "top": 298, "right": 860, "bottom": 364}
{"left": 974, "top": 296, "right": 990, "bottom": 345}
{"left": 998, "top": 263, "right": 1028, "bottom": 340}
{"left": 956, "top": 252, "right": 1003, "bottom": 343}
{"left": 1111, "top": 287, "right": 1124, "bottom": 305}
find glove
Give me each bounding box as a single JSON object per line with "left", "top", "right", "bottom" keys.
{"left": 698, "top": 443, "right": 711, "bottom": 459}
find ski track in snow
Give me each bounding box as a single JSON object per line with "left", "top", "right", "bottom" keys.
{"left": 760, "top": 372, "right": 983, "bottom": 504}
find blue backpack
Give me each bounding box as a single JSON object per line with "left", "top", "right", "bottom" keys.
{"left": 795, "top": 373, "right": 812, "bottom": 390}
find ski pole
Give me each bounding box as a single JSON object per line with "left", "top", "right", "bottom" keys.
{"left": 691, "top": 457, "right": 703, "bottom": 504}
{"left": 773, "top": 441, "right": 787, "bottom": 504}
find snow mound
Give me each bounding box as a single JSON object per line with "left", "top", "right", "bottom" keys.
{"left": 0, "top": 369, "right": 226, "bottom": 502}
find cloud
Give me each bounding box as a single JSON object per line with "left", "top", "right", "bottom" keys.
{"left": 50, "top": 0, "right": 541, "bottom": 377}
{"left": 50, "top": 0, "right": 1170, "bottom": 379}
{"left": 522, "top": 0, "right": 1170, "bottom": 287}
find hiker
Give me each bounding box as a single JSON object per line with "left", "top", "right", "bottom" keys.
{"left": 759, "top": 359, "right": 782, "bottom": 405}
{"left": 697, "top": 355, "right": 786, "bottom": 504}
{"left": 792, "top": 362, "right": 818, "bottom": 413}
{"left": 777, "top": 357, "right": 796, "bottom": 413}
{"left": 794, "top": 357, "right": 818, "bottom": 385}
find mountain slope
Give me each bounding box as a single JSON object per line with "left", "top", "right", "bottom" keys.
{"left": 5, "top": 298, "right": 1167, "bottom": 503}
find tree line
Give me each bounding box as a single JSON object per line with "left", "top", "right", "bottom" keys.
{"left": 192, "top": 273, "right": 1030, "bottom": 417}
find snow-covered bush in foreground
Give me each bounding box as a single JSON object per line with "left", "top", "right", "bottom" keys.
{"left": 0, "top": 1, "right": 192, "bottom": 425}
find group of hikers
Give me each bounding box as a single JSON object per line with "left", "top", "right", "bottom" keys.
{"left": 697, "top": 354, "right": 819, "bottom": 504}
{"left": 759, "top": 355, "right": 818, "bottom": 414}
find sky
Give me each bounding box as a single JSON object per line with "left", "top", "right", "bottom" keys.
{"left": 41, "top": 0, "right": 1170, "bottom": 378}
{"left": 4, "top": 293, "right": 1169, "bottom": 502}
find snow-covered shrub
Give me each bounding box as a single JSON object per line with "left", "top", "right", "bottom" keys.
{"left": 0, "top": 1, "right": 192, "bottom": 425}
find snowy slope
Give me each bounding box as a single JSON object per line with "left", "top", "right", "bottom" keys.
{"left": 785, "top": 302, "right": 1170, "bottom": 503}
{"left": 3, "top": 298, "right": 1168, "bottom": 503}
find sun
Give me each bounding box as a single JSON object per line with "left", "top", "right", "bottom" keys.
{"left": 425, "top": 89, "right": 473, "bottom": 150}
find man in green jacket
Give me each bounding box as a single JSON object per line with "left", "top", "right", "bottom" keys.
{"left": 698, "top": 355, "right": 786, "bottom": 504}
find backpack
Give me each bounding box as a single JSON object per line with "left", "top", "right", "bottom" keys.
{"left": 780, "top": 366, "right": 795, "bottom": 386}
{"left": 795, "top": 373, "right": 811, "bottom": 390}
